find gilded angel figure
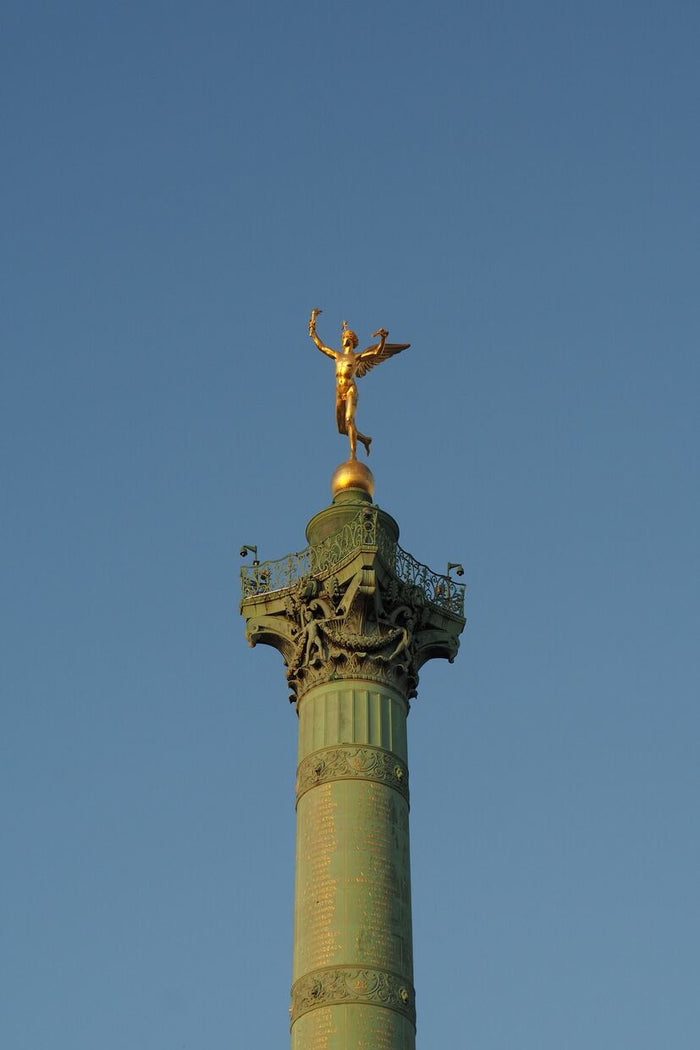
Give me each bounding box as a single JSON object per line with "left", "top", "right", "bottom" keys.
{"left": 308, "top": 309, "right": 410, "bottom": 460}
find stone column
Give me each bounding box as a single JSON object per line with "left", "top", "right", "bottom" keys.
{"left": 240, "top": 465, "right": 464, "bottom": 1049}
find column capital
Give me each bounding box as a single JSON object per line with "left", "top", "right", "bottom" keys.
{"left": 240, "top": 501, "right": 465, "bottom": 704}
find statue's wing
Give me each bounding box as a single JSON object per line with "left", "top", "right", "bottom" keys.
{"left": 354, "top": 342, "right": 410, "bottom": 379}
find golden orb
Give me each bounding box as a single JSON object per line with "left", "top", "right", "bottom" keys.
{"left": 331, "top": 459, "right": 375, "bottom": 500}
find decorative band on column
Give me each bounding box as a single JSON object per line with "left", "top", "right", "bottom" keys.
{"left": 296, "top": 744, "right": 409, "bottom": 806}
{"left": 290, "top": 965, "right": 416, "bottom": 1027}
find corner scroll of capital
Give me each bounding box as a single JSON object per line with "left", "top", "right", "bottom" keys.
{"left": 244, "top": 557, "right": 436, "bottom": 702}
{"left": 296, "top": 745, "right": 409, "bottom": 806}
{"left": 290, "top": 966, "right": 416, "bottom": 1027}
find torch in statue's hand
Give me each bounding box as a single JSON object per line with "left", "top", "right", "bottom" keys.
{"left": 309, "top": 307, "right": 322, "bottom": 334}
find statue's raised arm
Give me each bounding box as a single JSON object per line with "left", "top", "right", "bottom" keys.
{"left": 308, "top": 308, "right": 337, "bottom": 360}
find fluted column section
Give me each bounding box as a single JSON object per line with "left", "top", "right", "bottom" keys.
{"left": 290, "top": 679, "right": 415, "bottom": 1050}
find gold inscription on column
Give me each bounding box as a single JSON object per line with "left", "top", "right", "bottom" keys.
{"left": 356, "top": 1005, "right": 405, "bottom": 1050}
{"left": 300, "top": 1006, "right": 338, "bottom": 1050}
{"left": 296, "top": 784, "right": 343, "bottom": 975}
{"left": 351, "top": 782, "right": 413, "bottom": 976}
{"left": 296, "top": 778, "right": 413, "bottom": 978}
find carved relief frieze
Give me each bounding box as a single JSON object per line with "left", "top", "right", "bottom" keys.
{"left": 290, "top": 965, "right": 416, "bottom": 1027}
{"left": 296, "top": 745, "right": 409, "bottom": 806}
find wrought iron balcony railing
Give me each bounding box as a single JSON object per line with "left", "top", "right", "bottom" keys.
{"left": 240, "top": 508, "right": 465, "bottom": 617}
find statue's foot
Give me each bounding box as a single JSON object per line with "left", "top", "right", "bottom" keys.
{"left": 362, "top": 436, "right": 372, "bottom": 457}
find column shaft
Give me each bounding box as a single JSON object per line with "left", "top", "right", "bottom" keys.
{"left": 291, "top": 680, "right": 415, "bottom": 1050}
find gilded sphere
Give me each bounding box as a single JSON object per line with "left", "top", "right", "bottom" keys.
{"left": 331, "top": 460, "right": 375, "bottom": 499}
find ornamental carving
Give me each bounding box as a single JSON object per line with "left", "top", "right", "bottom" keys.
{"left": 240, "top": 506, "right": 465, "bottom": 704}
{"left": 296, "top": 745, "right": 409, "bottom": 806}
{"left": 290, "top": 965, "right": 416, "bottom": 1027}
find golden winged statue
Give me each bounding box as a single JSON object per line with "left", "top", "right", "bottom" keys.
{"left": 308, "top": 309, "right": 410, "bottom": 460}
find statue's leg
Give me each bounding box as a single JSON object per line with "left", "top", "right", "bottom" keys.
{"left": 357, "top": 428, "right": 372, "bottom": 456}
{"left": 345, "top": 383, "right": 371, "bottom": 456}
{"left": 336, "top": 394, "right": 348, "bottom": 435}
{"left": 345, "top": 393, "right": 357, "bottom": 460}
{"left": 348, "top": 423, "right": 357, "bottom": 460}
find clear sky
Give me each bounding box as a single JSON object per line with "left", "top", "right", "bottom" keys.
{"left": 2, "top": 1, "right": 699, "bottom": 1047}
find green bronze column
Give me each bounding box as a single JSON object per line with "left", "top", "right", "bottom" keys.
{"left": 292, "top": 677, "right": 414, "bottom": 1048}
{"left": 240, "top": 461, "right": 465, "bottom": 1049}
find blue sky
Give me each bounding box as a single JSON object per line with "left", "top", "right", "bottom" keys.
{"left": 2, "top": 1, "right": 699, "bottom": 1047}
